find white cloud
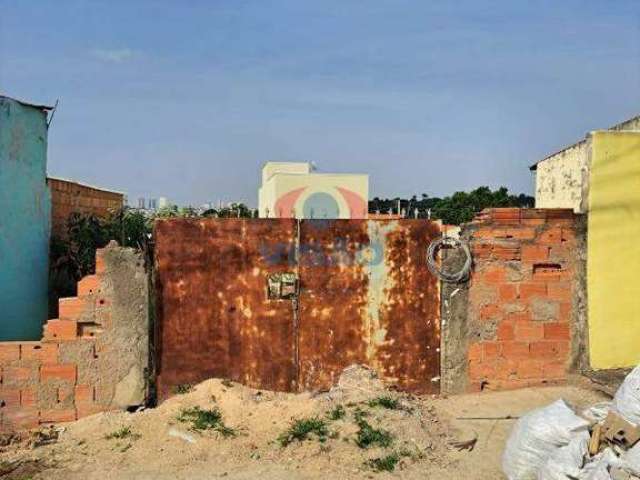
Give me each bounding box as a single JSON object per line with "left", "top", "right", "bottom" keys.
{"left": 91, "top": 48, "right": 135, "bottom": 63}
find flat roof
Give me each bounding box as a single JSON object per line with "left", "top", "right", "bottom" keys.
{"left": 264, "top": 172, "right": 369, "bottom": 180}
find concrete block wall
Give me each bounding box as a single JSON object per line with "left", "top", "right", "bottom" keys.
{"left": 0, "top": 243, "right": 148, "bottom": 431}
{"left": 464, "top": 208, "right": 581, "bottom": 392}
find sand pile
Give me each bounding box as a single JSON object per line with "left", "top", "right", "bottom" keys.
{"left": 1, "top": 366, "right": 460, "bottom": 479}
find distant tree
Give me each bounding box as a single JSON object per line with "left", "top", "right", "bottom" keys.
{"left": 216, "top": 203, "right": 253, "bottom": 218}
{"left": 48, "top": 207, "right": 151, "bottom": 317}
{"left": 368, "top": 187, "right": 534, "bottom": 225}
{"left": 106, "top": 207, "right": 151, "bottom": 249}
{"left": 155, "top": 205, "right": 179, "bottom": 218}
{"left": 178, "top": 206, "right": 199, "bottom": 217}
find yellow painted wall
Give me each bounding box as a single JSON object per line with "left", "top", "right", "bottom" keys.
{"left": 588, "top": 131, "right": 640, "bottom": 369}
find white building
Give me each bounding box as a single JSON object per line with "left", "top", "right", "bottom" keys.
{"left": 530, "top": 115, "right": 640, "bottom": 213}
{"left": 258, "top": 162, "right": 368, "bottom": 219}
{"left": 158, "top": 197, "right": 170, "bottom": 209}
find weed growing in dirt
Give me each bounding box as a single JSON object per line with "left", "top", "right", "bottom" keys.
{"left": 366, "top": 449, "right": 415, "bottom": 472}
{"left": 354, "top": 416, "right": 393, "bottom": 449}
{"left": 366, "top": 453, "right": 400, "bottom": 472}
{"left": 326, "top": 405, "right": 346, "bottom": 421}
{"left": 173, "top": 384, "right": 193, "bottom": 395}
{"left": 278, "top": 417, "right": 329, "bottom": 446}
{"left": 398, "top": 446, "right": 424, "bottom": 461}
{"left": 105, "top": 427, "right": 141, "bottom": 441}
{"left": 178, "top": 406, "right": 236, "bottom": 437}
{"left": 367, "top": 396, "right": 400, "bottom": 410}
{"left": 353, "top": 408, "right": 370, "bottom": 422}
{"left": 119, "top": 443, "right": 132, "bottom": 453}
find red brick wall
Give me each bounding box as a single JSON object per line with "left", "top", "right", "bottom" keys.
{"left": 1, "top": 248, "right": 119, "bottom": 431}
{"left": 48, "top": 177, "right": 124, "bottom": 238}
{"left": 466, "top": 208, "right": 578, "bottom": 391}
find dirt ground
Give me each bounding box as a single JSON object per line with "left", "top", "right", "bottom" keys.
{"left": 1, "top": 367, "right": 608, "bottom": 480}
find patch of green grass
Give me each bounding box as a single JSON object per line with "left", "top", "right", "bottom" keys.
{"left": 177, "top": 406, "right": 236, "bottom": 437}
{"left": 354, "top": 416, "right": 393, "bottom": 449}
{"left": 105, "top": 427, "right": 141, "bottom": 441}
{"left": 278, "top": 417, "right": 329, "bottom": 447}
{"left": 173, "top": 384, "right": 193, "bottom": 395}
{"left": 367, "top": 396, "right": 401, "bottom": 410}
{"left": 326, "top": 405, "right": 346, "bottom": 421}
{"left": 366, "top": 453, "right": 400, "bottom": 472}
{"left": 353, "top": 407, "right": 370, "bottom": 422}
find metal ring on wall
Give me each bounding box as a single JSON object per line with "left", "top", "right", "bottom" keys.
{"left": 426, "top": 237, "right": 472, "bottom": 283}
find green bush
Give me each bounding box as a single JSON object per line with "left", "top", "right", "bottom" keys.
{"left": 105, "top": 427, "right": 141, "bottom": 441}
{"left": 278, "top": 417, "right": 329, "bottom": 446}
{"left": 326, "top": 405, "right": 346, "bottom": 421}
{"left": 366, "top": 453, "right": 400, "bottom": 472}
{"left": 177, "top": 406, "right": 235, "bottom": 437}
{"left": 354, "top": 416, "right": 393, "bottom": 449}
{"left": 367, "top": 396, "right": 400, "bottom": 410}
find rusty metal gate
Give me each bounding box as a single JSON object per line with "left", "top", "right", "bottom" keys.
{"left": 155, "top": 218, "right": 441, "bottom": 400}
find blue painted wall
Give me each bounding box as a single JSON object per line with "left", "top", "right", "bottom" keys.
{"left": 0, "top": 97, "right": 51, "bottom": 340}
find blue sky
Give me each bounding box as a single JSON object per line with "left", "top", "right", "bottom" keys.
{"left": 2, "top": 1, "right": 638, "bottom": 206}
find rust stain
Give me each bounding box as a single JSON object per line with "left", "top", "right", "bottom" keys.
{"left": 297, "top": 219, "right": 441, "bottom": 394}
{"left": 155, "top": 218, "right": 441, "bottom": 399}
{"left": 376, "top": 220, "right": 441, "bottom": 393}
{"left": 297, "top": 220, "right": 370, "bottom": 391}
{"left": 155, "top": 218, "right": 297, "bottom": 400}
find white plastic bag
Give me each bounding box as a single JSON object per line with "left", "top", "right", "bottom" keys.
{"left": 620, "top": 442, "right": 640, "bottom": 476}
{"left": 612, "top": 365, "right": 640, "bottom": 426}
{"left": 502, "top": 399, "right": 591, "bottom": 480}
{"left": 538, "top": 430, "right": 589, "bottom": 480}
{"left": 578, "top": 448, "right": 621, "bottom": 480}
{"left": 582, "top": 402, "right": 612, "bottom": 424}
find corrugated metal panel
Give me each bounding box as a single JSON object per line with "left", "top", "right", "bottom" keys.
{"left": 155, "top": 218, "right": 297, "bottom": 399}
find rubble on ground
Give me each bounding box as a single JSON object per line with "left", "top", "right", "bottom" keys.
{"left": 503, "top": 365, "right": 640, "bottom": 480}
{"left": 326, "top": 364, "right": 388, "bottom": 403}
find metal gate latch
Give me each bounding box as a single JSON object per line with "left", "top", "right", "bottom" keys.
{"left": 267, "top": 272, "right": 298, "bottom": 300}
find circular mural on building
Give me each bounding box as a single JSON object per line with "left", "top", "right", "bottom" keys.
{"left": 302, "top": 192, "right": 340, "bottom": 219}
